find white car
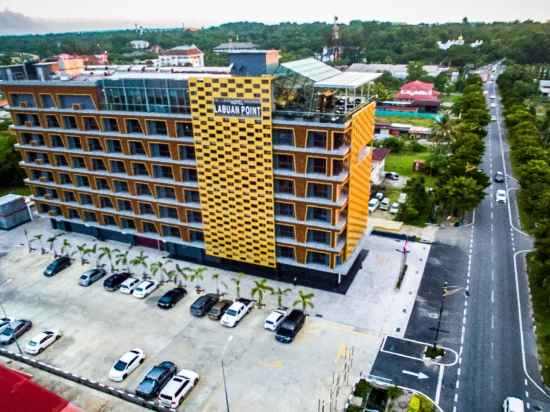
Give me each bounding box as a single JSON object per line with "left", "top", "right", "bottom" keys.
{"left": 490, "top": 95, "right": 496, "bottom": 100}
{"left": 496, "top": 189, "right": 507, "bottom": 203}
{"left": 368, "top": 198, "right": 379, "bottom": 213}
{"left": 503, "top": 397, "right": 525, "bottom": 412}
{"left": 24, "top": 329, "right": 61, "bottom": 355}
{"left": 220, "top": 298, "right": 254, "bottom": 328}
{"left": 108, "top": 348, "right": 145, "bottom": 381}
{"left": 158, "top": 369, "right": 200, "bottom": 408}
{"left": 119, "top": 277, "right": 140, "bottom": 294}
{"left": 398, "top": 192, "right": 407, "bottom": 204}
{"left": 389, "top": 202, "right": 400, "bottom": 214}
{"left": 491, "top": 115, "right": 497, "bottom": 121}
{"left": 379, "top": 197, "right": 390, "bottom": 211}
{"left": 264, "top": 309, "right": 287, "bottom": 331}
{"left": 133, "top": 280, "right": 159, "bottom": 298}
{"left": 490, "top": 103, "right": 496, "bottom": 108}
{"left": 375, "top": 192, "right": 384, "bottom": 200}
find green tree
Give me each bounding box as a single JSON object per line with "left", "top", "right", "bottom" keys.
{"left": 60, "top": 238, "right": 71, "bottom": 256}
{"left": 271, "top": 287, "right": 292, "bottom": 308}
{"left": 407, "top": 61, "right": 428, "bottom": 81}
{"left": 115, "top": 249, "right": 130, "bottom": 272}
{"left": 231, "top": 273, "right": 245, "bottom": 299}
{"left": 251, "top": 279, "right": 273, "bottom": 307}
{"left": 130, "top": 250, "right": 149, "bottom": 278}
{"left": 293, "top": 290, "right": 315, "bottom": 314}
{"left": 149, "top": 261, "right": 164, "bottom": 282}
{"left": 437, "top": 176, "right": 486, "bottom": 218}
{"left": 174, "top": 264, "right": 191, "bottom": 287}
{"left": 397, "top": 176, "right": 433, "bottom": 225}
{"left": 98, "top": 246, "right": 119, "bottom": 272}
{"left": 189, "top": 267, "right": 206, "bottom": 285}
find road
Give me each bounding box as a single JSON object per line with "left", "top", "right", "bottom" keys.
{"left": 370, "top": 64, "right": 550, "bottom": 411}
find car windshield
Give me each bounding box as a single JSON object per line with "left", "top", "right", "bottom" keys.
{"left": 140, "top": 378, "right": 156, "bottom": 390}
{"left": 277, "top": 327, "right": 292, "bottom": 337}
{"left": 368, "top": 199, "right": 377, "bottom": 205}
{"left": 225, "top": 309, "right": 237, "bottom": 316}
{"left": 1, "top": 328, "right": 13, "bottom": 336}
{"left": 113, "top": 360, "right": 127, "bottom": 371}
{"left": 159, "top": 295, "right": 171, "bottom": 303}
{"left": 28, "top": 341, "right": 37, "bottom": 346}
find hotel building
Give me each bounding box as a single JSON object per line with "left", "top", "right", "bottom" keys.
{"left": 0, "top": 53, "right": 378, "bottom": 292}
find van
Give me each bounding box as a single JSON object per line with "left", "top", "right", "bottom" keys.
{"left": 275, "top": 309, "right": 305, "bottom": 343}
{"left": 502, "top": 397, "right": 525, "bottom": 412}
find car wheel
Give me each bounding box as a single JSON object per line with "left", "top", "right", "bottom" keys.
{"left": 123, "top": 373, "right": 128, "bottom": 379}
{"left": 139, "top": 358, "right": 144, "bottom": 364}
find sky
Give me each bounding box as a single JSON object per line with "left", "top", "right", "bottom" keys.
{"left": 1, "top": 0, "right": 549, "bottom": 26}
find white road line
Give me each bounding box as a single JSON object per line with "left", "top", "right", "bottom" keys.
{"left": 457, "top": 367, "right": 461, "bottom": 376}
{"left": 456, "top": 380, "right": 460, "bottom": 389}
{"left": 525, "top": 390, "right": 529, "bottom": 398}
{"left": 454, "top": 393, "right": 458, "bottom": 403}
{"left": 491, "top": 290, "right": 495, "bottom": 303}
{"left": 435, "top": 365, "right": 445, "bottom": 404}
{"left": 525, "top": 378, "right": 529, "bottom": 386}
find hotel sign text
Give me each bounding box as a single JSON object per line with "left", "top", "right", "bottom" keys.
{"left": 214, "top": 99, "right": 262, "bottom": 118}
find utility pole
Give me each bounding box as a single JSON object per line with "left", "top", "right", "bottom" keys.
{"left": 0, "top": 278, "right": 22, "bottom": 355}
{"left": 221, "top": 336, "right": 233, "bottom": 412}
{"left": 433, "top": 281, "right": 449, "bottom": 349}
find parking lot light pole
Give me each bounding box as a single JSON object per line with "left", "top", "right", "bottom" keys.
{"left": 0, "top": 278, "right": 23, "bottom": 355}
{"left": 221, "top": 335, "right": 234, "bottom": 412}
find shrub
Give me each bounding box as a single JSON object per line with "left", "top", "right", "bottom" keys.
{"left": 353, "top": 379, "right": 371, "bottom": 399}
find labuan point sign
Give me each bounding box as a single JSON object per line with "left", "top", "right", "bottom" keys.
{"left": 214, "top": 99, "right": 262, "bottom": 118}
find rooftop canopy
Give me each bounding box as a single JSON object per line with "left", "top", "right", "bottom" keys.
{"left": 314, "top": 71, "right": 382, "bottom": 89}
{"left": 280, "top": 57, "right": 340, "bottom": 82}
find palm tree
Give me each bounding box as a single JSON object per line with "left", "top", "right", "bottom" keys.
{"left": 431, "top": 114, "right": 454, "bottom": 151}
{"left": 46, "top": 234, "right": 62, "bottom": 256}
{"left": 76, "top": 243, "right": 89, "bottom": 265}
{"left": 23, "top": 229, "right": 32, "bottom": 253}
{"left": 271, "top": 287, "right": 292, "bottom": 309}
{"left": 115, "top": 250, "right": 130, "bottom": 272}
{"left": 160, "top": 268, "right": 175, "bottom": 284}
{"left": 59, "top": 239, "right": 71, "bottom": 257}
{"left": 231, "top": 273, "right": 245, "bottom": 299}
{"left": 251, "top": 279, "right": 273, "bottom": 308}
{"left": 293, "top": 290, "right": 315, "bottom": 314}
{"left": 174, "top": 264, "right": 191, "bottom": 287}
{"left": 129, "top": 250, "right": 149, "bottom": 279}
{"left": 212, "top": 273, "right": 227, "bottom": 295}
{"left": 189, "top": 267, "right": 206, "bottom": 286}
{"left": 98, "top": 246, "right": 118, "bottom": 272}
{"left": 34, "top": 234, "right": 46, "bottom": 255}
{"left": 149, "top": 262, "right": 164, "bottom": 282}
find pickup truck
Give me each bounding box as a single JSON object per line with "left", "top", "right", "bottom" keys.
{"left": 220, "top": 298, "right": 254, "bottom": 327}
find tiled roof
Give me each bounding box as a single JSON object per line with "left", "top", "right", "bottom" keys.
{"left": 372, "top": 147, "right": 391, "bottom": 161}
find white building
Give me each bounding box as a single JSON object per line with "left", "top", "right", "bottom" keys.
{"left": 158, "top": 45, "right": 204, "bottom": 67}
{"left": 540, "top": 80, "right": 550, "bottom": 97}
{"left": 130, "top": 40, "right": 150, "bottom": 50}
{"left": 346, "top": 63, "right": 449, "bottom": 80}
{"left": 371, "top": 148, "right": 391, "bottom": 185}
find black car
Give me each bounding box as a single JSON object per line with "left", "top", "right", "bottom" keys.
{"left": 157, "top": 288, "right": 187, "bottom": 309}
{"left": 208, "top": 300, "right": 233, "bottom": 320}
{"left": 135, "top": 361, "right": 177, "bottom": 399}
{"left": 103, "top": 272, "right": 132, "bottom": 292}
{"left": 0, "top": 319, "right": 32, "bottom": 345}
{"left": 190, "top": 293, "right": 219, "bottom": 317}
{"left": 275, "top": 309, "right": 305, "bottom": 343}
{"left": 43, "top": 256, "right": 71, "bottom": 277}
{"left": 494, "top": 171, "right": 505, "bottom": 183}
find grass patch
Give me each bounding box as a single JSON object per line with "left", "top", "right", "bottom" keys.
{"left": 425, "top": 345, "right": 445, "bottom": 359}
{"left": 527, "top": 254, "right": 550, "bottom": 384}
{"left": 0, "top": 186, "right": 30, "bottom": 197}
{"left": 385, "top": 152, "right": 437, "bottom": 187}
{"left": 376, "top": 116, "right": 435, "bottom": 128}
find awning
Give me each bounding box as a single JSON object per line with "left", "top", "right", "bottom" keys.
{"left": 280, "top": 58, "right": 340, "bottom": 82}
{"left": 314, "top": 71, "right": 381, "bottom": 89}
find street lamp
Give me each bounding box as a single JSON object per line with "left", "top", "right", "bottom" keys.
{"left": 0, "top": 278, "right": 23, "bottom": 355}
{"left": 221, "top": 335, "right": 234, "bottom": 412}
{"left": 432, "top": 281, "right": 448, "bottom": 349}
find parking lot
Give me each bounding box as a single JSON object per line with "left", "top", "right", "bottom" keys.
{"left": 0, "top": 217, "right": 432, "bottom": 411}
{"left": 0, "top": 246, "right": 382, "bottom": 411}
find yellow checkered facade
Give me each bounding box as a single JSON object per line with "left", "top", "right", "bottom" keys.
{"left": 188, "top": 76, "right": 277, "bottom": 268}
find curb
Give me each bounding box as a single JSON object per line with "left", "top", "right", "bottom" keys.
{"left": 0, "top": 348, "right": 172, "bottom": 412}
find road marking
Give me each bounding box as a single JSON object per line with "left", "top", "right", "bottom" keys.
{"left": 457, "top": 367, "right": 461, "bottom": 376}
{"left": 491, "top": 290, "right": 495, "bottom": 304}
{"left": 455, "top": 380, "right": 460, "bottom": 389}
{"left": 525, "top": 390, "right": 529, "bottom": 398}
{"left": 492, "top": 314, "right": 495, "bottom": 329}
{"left": 525, "top": 378, "right": 528, "bottom": 386}
{"left": 454, "top": 393, "right": 458, "bottom": 403}
{"left": 402, "top": 370, "right": 429, "bottom": 380}
{"left": 491, "top": 211, "right": 494, "bottom": 220}
{"left": 435, "top": 365, "right": 444, "bottom": 404}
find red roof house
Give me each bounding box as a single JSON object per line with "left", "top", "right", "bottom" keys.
{"left": 0, "top": 363, "right": 81, "bottom": 412}
{"left": 394, "top": 80, "right": 441, "bottom": 111}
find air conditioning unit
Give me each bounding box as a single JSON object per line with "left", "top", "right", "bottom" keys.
{"left": 20, "top": 102, "right": 28, "bottom": 108}
{"left": 30, "top": 140, "right": 38, "bottom": 146}
{"left": 72, "top": 103, "right": 82, "bottom": 110}
{"left": 45, "top": 193, "right": 53, "bottom": 199}
{"left": 39, "top": 176, "right": 48, "bottom": 182}
{"left": 35, "top": 158, "right": 44, "bottom": 165}
{"left": 48, "top": 209, "right": 59, "bottom": 216}
{"left": 24, "top": 121, "right": 32, "bottom": 127}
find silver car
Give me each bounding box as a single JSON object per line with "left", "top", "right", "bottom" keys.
{"left": 0, "top": 319, "right": 32, "bottom": 345}
{"left": 79, "top": 268, "right": 107, "bottom": 286}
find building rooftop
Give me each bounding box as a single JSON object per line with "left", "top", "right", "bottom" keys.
{"left": 214, "top": 42, "right": 259, "bottom": 52}
{"left": 161, "top": 45, "right": 203, "bottom": 56}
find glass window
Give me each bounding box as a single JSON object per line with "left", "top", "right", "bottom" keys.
{"left": 72, "top": 157, "right": 86, "bottom": 168}
{"left": 92, "top": 158, "right": 106, "bottom": 171}
{"left": 100, "top": 197, "right": 114, "bottom": 208}
{"left": 182, "top": 168, "right": 197, "bottom": 182}
{"left": 79, "top": 193, "right": 93, "bottom": 205}
{"left": 102, "top": 118, "right": 119, "bottom": 132}
{"left": 83, "top": 117, "right": 99, "bottom": 131}
{"left": 156, "top": 186, "right": 175, "bottom": 199}
{"left": 83, "top": 211, "right": 97, "bottom": 222}
{"left": 46, "top": 115, "right": 60, "bottom": 128}
{"left": 275, "top": 202, "right": 294, "bottom": 217}
{"left": 117, "top": 199, "right": 133, "bottom": 212}
{"left": 307, "top": 207, "right": 331, "bottom": 223}
{"left": 276, "top": 246, "right": 295, "bottom": 259}
{"left": 59, "top": 95, "right": 94, "bottom": 110}
{"left": 189, "top": 230, "right": 204, "bottom": 242}
{"left": 307, "top": 158, "right": 327, "bottom": 174}
{"left": 185, "top": 190, "right": 200, "bottom": 203}
{"left": 106, "top": 139, "right": 122, "bottom": 153}
{"left": 88, "top": 138, "right": 102, "bottom": 151}
{"left": 110, "top": 160, "right": 126, "bottom": 174}
{"left": 67, "top": 136, "right": 82, "bottom": 150}
{"left": 96, "top": 178, "right": 110, "bottom": 191}
{"left": 274, "top": 154, "right": 294, "bottom": 171}
{"left": 176, "top": 123, "right": 193, "bottom": 137}
{"left": 333, "top": 132, "right": 349, "bottom": 149}
{"left": 64, "top": 191, "right": 76, "bottom": 202}
{"left": 62, "top": 116, "right": 78, "bottom": 129}
{"left": 142, "top": 222, "right": 157, "bottom": 234}
{"left": 136, "top": 183, "right": 152, "bottom": 196}
{"left": 139, "top": 203, "right": 154, "bottom": 215}
{"left": 150, "top": 143, "right": 171, "bottom": 158}
{"left": 153, "top": 165, "right": 173, "bottom": 179}
{"left": 307, "top": 183, "right": 332, "bottom": 199}
{"left": 146, "top": 120, "right": 168, "bottom": 136}
{"left": 68, "top": 208, "right": 80, "bottom": 219}
{"left": 103, "top": 215, "right": 117, "bottom": 226}
{"left": 274, "top": 179, "right": 294, "bottom": 194}
{"left": 307, "top": 131, "right": 327, "bottom": 148}
{"left": 129, "top": 141, "right": 146, "bottom": 155}
{"left": 126, "top": 119, "right": 143, "bottom": 134}
{"left": 121, "top": 218, "right": 136, "bottom": 229}
{"left": 59, "top": 173, "right": 72, "bottom": 185}
{"left": 50, "top": 135, "right": 63, "bottom": 147}
{"left": 307, "top": 230, "right": 331, "bottom": 245}
{"left": 41, "top": 95, "right": 55, "bottom": 108}
{"left": 75, "top": 175, "right": 89, "bottom": 187}
{"left": 10, "top": 93, "right": 36, "bottom": 107}
{"left": 275, "top": 224, "right": 295, "bottom": 239}
{"left": 178, "top": 145, "right": 195, "bottom": 160}
{"left": 162, "top": 226, "right": 180, "bottom": 238}
{"left": 307, "top": 251, "right": 330, "bottom": 266}
{"left": 187, "top": 210, "right": 202, "bottom": 223}
{"left": 55, "top": 155, "right": 68, "bottom": 166}
{"left": 159, "top": 206, "right": 178, "bottom": 219}
{"left": 132, "top": 163, "right": 148, "bottom": 176}
{"left": 273, "top": 129, "right": 294, "bottom": 146}
{"left": 114, "top": 181, "right": 129, "bottom": 193}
